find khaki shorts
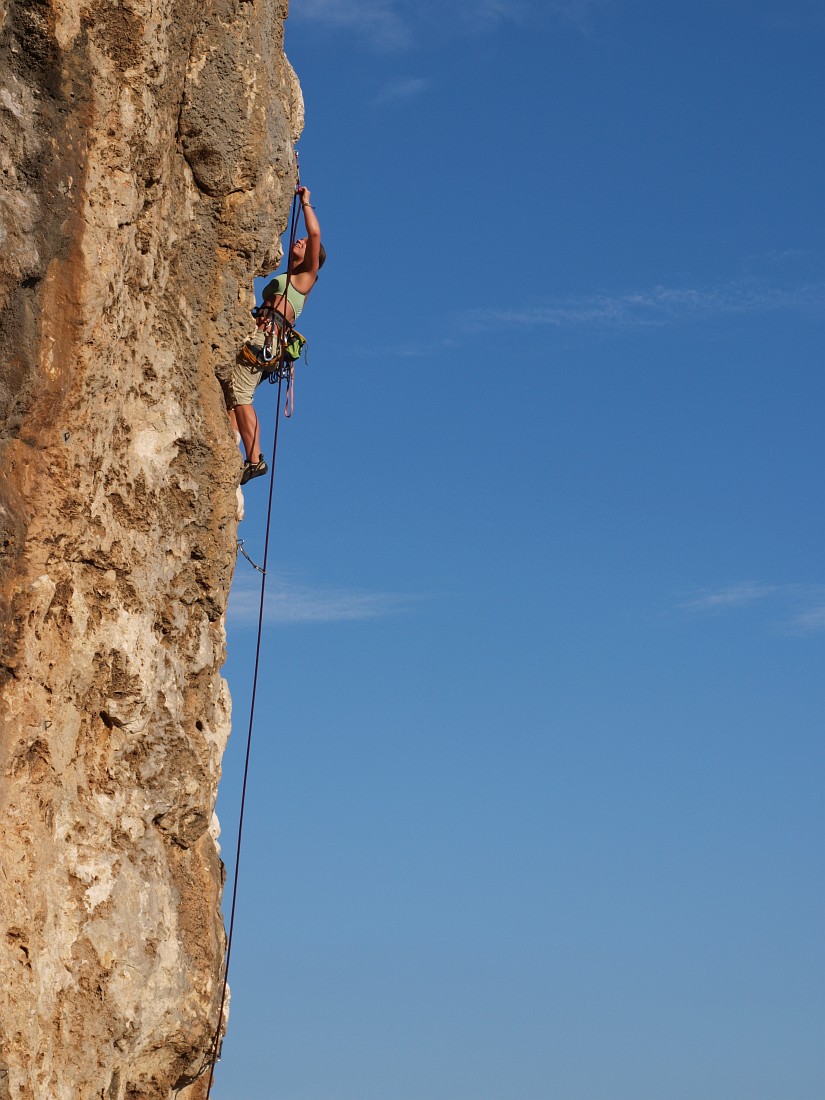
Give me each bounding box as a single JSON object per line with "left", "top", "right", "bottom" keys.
{"left": 228, "top": 353, "right": 265, "bottom": 408}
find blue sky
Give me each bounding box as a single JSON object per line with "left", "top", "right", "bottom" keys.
{"left": 212, "top": 2, "right": 824, "bottom": 1097}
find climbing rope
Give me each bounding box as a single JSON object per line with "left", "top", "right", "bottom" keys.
{"left": 204, "top": 176, "right": 304, "bottom": 1098}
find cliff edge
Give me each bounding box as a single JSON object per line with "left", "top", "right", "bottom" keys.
{"left": 0, "top": 0, "right": 301, "bottom": 1095}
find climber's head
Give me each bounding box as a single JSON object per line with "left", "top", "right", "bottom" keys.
{"left": 291, "top": 237, "right": 307, "bottom": 261}
{"left": 291, "top": 238, "right": 326, "bottom": 270}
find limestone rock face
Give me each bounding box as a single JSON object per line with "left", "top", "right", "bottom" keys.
{"left": 0, "top": 0, "right": 301, "bottom": 1095}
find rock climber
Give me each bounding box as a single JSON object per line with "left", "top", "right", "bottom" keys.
{"left": 227, "top": 185, "right": 325, "bottom": 484}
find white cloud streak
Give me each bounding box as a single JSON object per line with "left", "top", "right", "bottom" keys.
{"left": 544, "top": 0, "right": 612, "bottom": 33}
{"left": 367, "top": 275, "right": 821, "bottom": 360}
{"left": 679, "top": 582, "right": 825, "bottom": 635}
{"left": 228, "top": 569, "right": 416, "bottom": 626}
{"left": 679, "top": 583, "right": 779, "bottom": 612}
{"left": 787, "top": 604, "right": 825, "bottom": 635}
{"left": 472, "top": 0, "right": 531, "bottom": 25}
{"left": 372, "top": 76, "right": 431, "bottom": 105}
{"left": 293, "top": 0, "right": 411, "bottom": 50}
{"left": 464, "top": 280, "right": 825, "bottom": 334}
{"left": 293, "top": 0, "right": 610, "bottom": 49}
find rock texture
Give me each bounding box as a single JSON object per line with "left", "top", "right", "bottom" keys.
{"left": 0, "top": 0, "right": 302, "bottom": 1094}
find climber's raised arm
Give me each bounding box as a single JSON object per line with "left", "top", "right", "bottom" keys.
{"left": 289, "top": 186, "right": 324, "bottom": 291}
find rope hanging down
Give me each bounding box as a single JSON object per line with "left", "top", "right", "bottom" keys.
{"left": 204, "top": 181, "right": 304, "bottom": 1099}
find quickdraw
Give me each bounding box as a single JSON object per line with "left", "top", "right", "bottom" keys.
{"left": 236, "top": 539, "right": 266, "bottom": 575}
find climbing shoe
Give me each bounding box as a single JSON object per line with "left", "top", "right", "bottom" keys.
{"left": 240, "top": 456, "right": 268, "bottom": 485}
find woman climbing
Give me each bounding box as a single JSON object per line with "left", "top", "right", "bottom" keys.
{"left": 228, "top": 185, "right": 325, "bottom": 484}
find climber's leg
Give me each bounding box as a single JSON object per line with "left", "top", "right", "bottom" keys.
{"left": 234, "top": 403, "right": 261, "bottom": 464}
{"left": 227, "top": 356, "right": 264, "bottom": 463}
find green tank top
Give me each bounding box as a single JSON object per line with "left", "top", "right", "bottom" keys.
{"left": 262, "top": 274, "right": 307, "bottom": 320}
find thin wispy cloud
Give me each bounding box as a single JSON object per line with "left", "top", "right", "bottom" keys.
{"left": 293, "top": 0, "right": 411, "bottom": 50}
{"left": 748, "top": 247, "right": 812, "bottom": 266}
{"left": 788, "top": 604, "right": 825, "bottom": 635}
{"left": 460, "top": 0, "right": 608, "bottom": 33}
{"left": 545, "top": 0, "right": 613, "bottom": 34}
{"left": 678, "top": 582, "right": 825, "bottom": 635}
{"left": 379, "top": 334, "right": 462, "bottom": 358}
{"left": 294, "top": 0, "right": 610, "bottom": 50}
{"left": 372, "top": 76, "right": 431, "bottom": 106}
{"left": 228, "top": 569, "right": 418, "bottom": 626}
{"left": 364, "top": 274, "right": 822, "bottom": 360}
{"left": 679, "top": 583, "right": 779, "bottom": 612}
{"left": 463, "top": 279, "right": 825, "bottom": 334}
{"left": 472, "top": 0, "right": 530, "bottom": 25}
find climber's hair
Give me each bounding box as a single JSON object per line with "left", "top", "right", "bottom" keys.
{"left": 318, "top": 244, "right": 327, "bottom": 270}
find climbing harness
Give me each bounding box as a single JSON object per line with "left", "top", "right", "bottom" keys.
{"left": 242, "top": 310, "right": 307, "bottom": 368}
{"left": 238, "top": 311, "right": 307, "bottom": 418}
{"left": 264, "top": 324, "right": 307, "bottom": 419}
{"left": 204, "top": 179, "right": 306, "bottom": 1100}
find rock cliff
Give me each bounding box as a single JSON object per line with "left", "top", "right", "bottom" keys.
{"left": 0, "top": 0, "right": 302, "bottom": 1095}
